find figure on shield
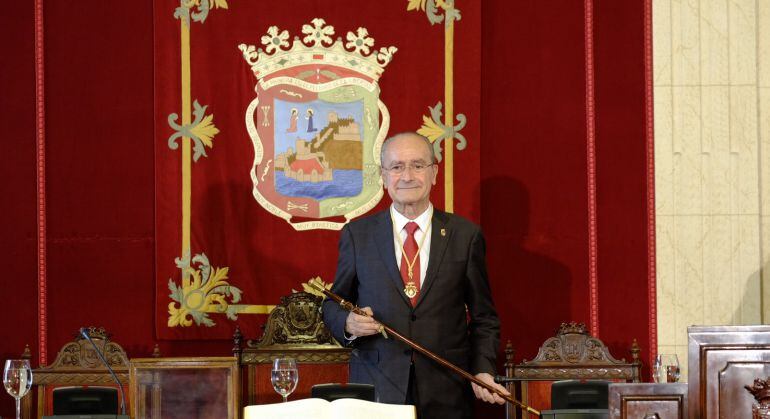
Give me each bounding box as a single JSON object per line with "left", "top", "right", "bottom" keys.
{"left": 286, "top": 108, "right": 298, "bottom": 133}
{"left": 306, "top": 108, "right": 318, "bottom": 133}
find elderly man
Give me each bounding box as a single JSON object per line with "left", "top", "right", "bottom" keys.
{"left": 322, "top": 132, "right": 507, "bottom": 419}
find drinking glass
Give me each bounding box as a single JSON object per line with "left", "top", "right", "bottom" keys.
{"left": 271, "top": 358, "right": 298, "bottom": 402}
{"left": 653, "top": 354, "right": 680, "bottom": 383}
{"left": 4, "top": 359, "right": 33, "bottom": 419}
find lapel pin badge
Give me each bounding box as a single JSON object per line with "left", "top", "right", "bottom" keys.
{"left": 440, "top": 228, "right": 446, "bottom": 237}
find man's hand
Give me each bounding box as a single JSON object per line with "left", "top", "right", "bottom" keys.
{"left": 344, "top": 307, "right": 381, "bottom": 337}
{"left": 472, "top": 372, "right": 510, "bottom": 405}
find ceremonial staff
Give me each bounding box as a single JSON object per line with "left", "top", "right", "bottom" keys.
{"left": 311, "top": 282, "right": 541, "bottom": 417}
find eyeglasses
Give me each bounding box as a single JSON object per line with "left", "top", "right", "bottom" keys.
{"left": 383, "top": 163, "right": 435, "bottom": 175}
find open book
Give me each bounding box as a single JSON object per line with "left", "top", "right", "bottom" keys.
{"left": 243, "top": 398, "right": 416, "bottom": 419}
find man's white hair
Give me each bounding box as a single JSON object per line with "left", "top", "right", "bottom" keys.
{"left": 380, "top": 132, "right": 436, "bottom": 166}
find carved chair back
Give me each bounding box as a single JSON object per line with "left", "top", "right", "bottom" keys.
{"left": 504, "top": 322, "right": 642, "bottom": 419}
{"left": 21, "top": 327, "right": 129, "bottom": 419}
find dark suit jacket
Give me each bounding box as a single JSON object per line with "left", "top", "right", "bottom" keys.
{"left": 322, "top": 208, "right": 500, "bottom": 419}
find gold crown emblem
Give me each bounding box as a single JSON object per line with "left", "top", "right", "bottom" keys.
{"left": 557, "top": 322, "right": 589, "bottom": 336}
{"left": 238, "top": 18, "right": 397, "bottom": 81}
{"left": 79, "top": 326, "right": 111, "bottom": 341}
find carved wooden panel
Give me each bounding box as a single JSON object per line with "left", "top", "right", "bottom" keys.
{"left": 233, "top": 292, "right": 351, "bottom": 365}
{"left": 509, "top": 322, "right": 642, "bottom": 382}
{"left": 609, "top": 383, "right": 687, "bottom": 419}
{"left": 717, "top": 360, "right": 770, "bottom": 417}
{"left": 249, "top": 292, "right": 336, "bottom": 347}
{"left": 35, "top": 327, "right": 129, "bottom": 375}
{"left": 688, "top": 325, "right": 770, "bottom": 419}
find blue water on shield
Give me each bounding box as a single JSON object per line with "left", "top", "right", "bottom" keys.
{"left": 276, "top": 169, "right": 363, "bottom": 200}
{"left": 272, "top": 96, "right": 365, "bottom": 201}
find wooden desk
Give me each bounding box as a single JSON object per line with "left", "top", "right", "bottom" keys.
{"left": 609, "top": 383, "right": 687, "bottom": 419}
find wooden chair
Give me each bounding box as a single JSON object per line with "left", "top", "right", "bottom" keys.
{"left": 233, "top": 289, "right": 351, "bottom": 407}
{"left": 21, "top": 327, "right": 129, "bottom": 419}
{"left": 129, "top": 357, "right": 239, "bottom": 419}
{"left": 504, "top": 322, "right": 642, "bottom": 419}
{"left": 687, "top": 325, "right": 770, "bottom": 418}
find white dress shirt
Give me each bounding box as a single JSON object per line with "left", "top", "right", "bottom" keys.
{"left": 390, "top": 204, "right": 433, "bottom": 286}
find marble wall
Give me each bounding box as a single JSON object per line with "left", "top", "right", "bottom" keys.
{"left": 653, "top": 0, "right": 769, "bottom": 380}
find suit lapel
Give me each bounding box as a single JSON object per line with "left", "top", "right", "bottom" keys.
{"left": 415, "top": 210, "right": 451, "bottom": 308}
{"left": 373, "top": 210, "right": 412, "bottom": 307}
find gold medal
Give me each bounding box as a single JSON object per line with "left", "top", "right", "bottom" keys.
{"left": 404, "top": 282, "right": 418, "bottom": 298}
{"left": 391, "top": 209, "right": 433, "bottom": 302}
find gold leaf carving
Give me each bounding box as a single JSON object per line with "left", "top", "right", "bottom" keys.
{"left": 407, "top": 0, "right": 427, "bottom": 11}
{"left": 189, "top": 113, "right": 220, "bottom": 148}
{"left": 418, "top": 114, "right": 444, "bottom": 142}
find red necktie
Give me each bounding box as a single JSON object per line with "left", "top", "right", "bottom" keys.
{"left": 400, "top": 221, "right": 420, "bottom": 306}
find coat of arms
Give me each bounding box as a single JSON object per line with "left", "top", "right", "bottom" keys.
{"left": 239, "top": 19, "right": 397, "bottom": 230}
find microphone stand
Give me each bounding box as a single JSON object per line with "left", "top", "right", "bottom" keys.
{"left": 494, "top": 375, "right": 520, "bottom": 384}
{"left": 312, "top": 283, "right": 541, "bottom": 417}
{"left": 80, "top": 328, "right": 127, "bottom": 417}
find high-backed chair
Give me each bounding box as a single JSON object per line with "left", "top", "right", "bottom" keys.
{"left": 233, "top": 288, "right": 351, "bottom": 407}
{"left": 21, "top": 327, "right": 129, "bottom": 419}
{"left": 687, "top": 325, "right": 770, "bottom": 418}
{"left": 504, "top": 322, "right": 642, "bottom": 419}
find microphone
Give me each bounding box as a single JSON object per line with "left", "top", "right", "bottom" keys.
{"left": 494, "top": 375, "right": 518, "bottom": 384}
{"left": 80, "top": 327, "right": 127, "bottom": 417}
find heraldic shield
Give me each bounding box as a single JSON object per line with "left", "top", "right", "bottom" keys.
{"left": 240, "top": 19, "right": 397, "bottom": 230}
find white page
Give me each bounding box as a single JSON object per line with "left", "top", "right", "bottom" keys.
{"left": 243, "top": 398, "right": 330, "bottom": 419}
{"left": 243, "top": 398, "right": 416, "bottom": 419}
{"left": 330, "top": 399, "right": 416, "bottom": 419}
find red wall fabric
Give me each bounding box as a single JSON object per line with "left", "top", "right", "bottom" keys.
{"left": 593, "top": 0, "right": 652, "bottom": 368}
{"left": 41, "top": 0, "right": 161, "bottom": 370}
{"left": 0, "top": 0, "right": 38, "bottom": 416}
{"left": 0, "top": 0, "right": 652, "bottom": 417}
{"left": 482, "top": 0, "right": 592, "bottom": 359}
{"left": 479, "top": 1, "right": 652, "bottom": 413}
{"left": 482, "top": 0, "right": 651, "bottom": 362}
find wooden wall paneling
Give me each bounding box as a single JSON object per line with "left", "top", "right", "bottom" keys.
{"left": 688, "top": 325, "right": 770, "bottom": 419}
